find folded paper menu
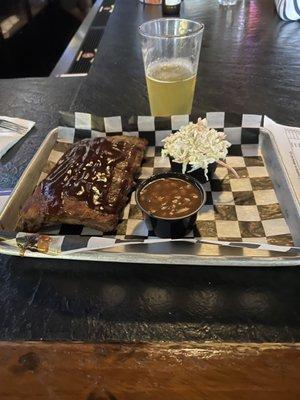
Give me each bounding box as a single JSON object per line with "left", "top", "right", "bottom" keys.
{"left": 263, "top": 117, "right": 300, "bottom": 211}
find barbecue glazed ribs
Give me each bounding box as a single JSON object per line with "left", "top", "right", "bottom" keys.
{"left": 19, "top": 136, "right": 148, "bottom": 233}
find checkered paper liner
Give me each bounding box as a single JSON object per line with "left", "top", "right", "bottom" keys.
{"left": 1, "top": 112, "right": 299, "bottom": 256}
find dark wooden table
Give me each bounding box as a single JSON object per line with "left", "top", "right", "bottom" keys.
{"left": 0, "top": 0, "right": 300, "bottom": 351}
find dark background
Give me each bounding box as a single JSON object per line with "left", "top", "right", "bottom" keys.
{"left": 0, "top": 0, "right": 96, "bottom": 78}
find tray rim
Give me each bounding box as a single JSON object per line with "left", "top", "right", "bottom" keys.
{"left": 0, "top": 244, "right": 300, "bottom": 266}
{"left": 0, "top": 126, "right": 299, "bottom": 267}
{"left": 0, "top": 128, "right": 58, "bottom": 230}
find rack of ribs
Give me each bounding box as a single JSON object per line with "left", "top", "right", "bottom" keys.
{"left": 19, "top": 136, "right": 148, "bottom": 233}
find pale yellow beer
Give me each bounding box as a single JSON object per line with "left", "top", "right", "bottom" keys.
{"left": 146, "top": 59, "right": 196, "bottom": 116}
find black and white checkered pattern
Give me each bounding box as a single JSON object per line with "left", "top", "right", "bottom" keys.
{"left": 28, "top": 111, "right": 292, "bottom": 249}
{"left": 0, "top": 111, "right": 299, "bottom": 255}
{"left": 11, "top": 234, "right": 299, "bottom": 255}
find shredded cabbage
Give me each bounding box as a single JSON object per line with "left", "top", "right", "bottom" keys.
{"left": 162, "top": 118, "right": 231, "bottom": 179}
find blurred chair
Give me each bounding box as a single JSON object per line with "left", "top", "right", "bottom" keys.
{"left": 60, "top": 0, "right": 92, "bottom": 21}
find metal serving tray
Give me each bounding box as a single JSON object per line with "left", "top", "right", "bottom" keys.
{"left": 0, "top": 118, "right": 299, "bottom": 267}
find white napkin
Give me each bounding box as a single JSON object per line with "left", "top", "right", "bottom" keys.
{"left": 0, "top": 116, "right": 35, "bottom": 159}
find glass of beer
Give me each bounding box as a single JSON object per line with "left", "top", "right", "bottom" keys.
{"left": 139, "top": 18, "right": 204, "bottom": 116}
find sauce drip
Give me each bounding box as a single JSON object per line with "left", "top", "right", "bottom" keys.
{"left": 16, "top": 234, "right": 51, "bottom": 255}
{"left": 41, "top": 138, "right": 138, "bottom": 215}
{"left": 138, "top": 178, "right": 203, "bottom": 219}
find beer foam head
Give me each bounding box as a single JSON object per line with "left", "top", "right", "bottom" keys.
{"left": 146, "top": 58, "right": 194, "bottom": 81}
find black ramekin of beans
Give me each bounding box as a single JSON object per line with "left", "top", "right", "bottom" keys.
{"left": 135, "top": 172, "right": 206, "bottom": 238}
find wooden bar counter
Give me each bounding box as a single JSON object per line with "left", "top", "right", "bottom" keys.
{"left": 1, "top": 341, "right": 300, "bottom": 399}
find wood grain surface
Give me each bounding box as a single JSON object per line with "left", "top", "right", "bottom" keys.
{"left": 1, "top": 341, "right": 300, "bottom": 399}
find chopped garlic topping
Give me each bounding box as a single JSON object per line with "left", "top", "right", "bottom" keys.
{"left": 162, "top": 118, "right": 231, "bottom": 178}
